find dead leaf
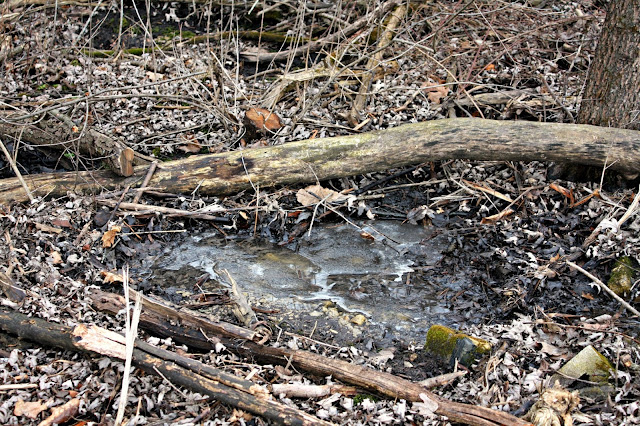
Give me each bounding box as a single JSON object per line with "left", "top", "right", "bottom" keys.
{"left": 51, "top": 218, "right": 72, "bottom": 228}
{"left": 101, "top": 226, "right": 121, "bottom": 248}
{"left": 49, "top": 251, "right": 63, "bottom": 265}
{"left": 360, "top": 231, "right": 375, "bottom": 241}
{"left": 228, "top": 409, "right": 253, "bottom": 423}
{"left": 35, "top": 222, "right": 62, "bottom": 234}
{"left": 14, "top": 399, "right": 49, "bottom": 419}
{"left": 481, "top": 208, "right": 514, "bottom": 224}
{"left": 296, "top": 185, "right": 350, "bottom": 206}
{"left": 407, "top": 205, "right": 435, "bottom": 225}
{"left": 178, "top": 141, "right": 201, "bottom": 153}
{"left": 100, "top": 270, "right": 124, "bottom": 284}
{"left": 370, "top": 348, "right": 395, "bottom": 366}
{"left": 245, "top": 108, "right": 282, "bottom": 132}
{"left": 146, "top": 71, "right": 165, "bottom": 82}
{"left": 414, "top": 393, "right": 439, "bottom": 417}
{"left": 534, "top": 341, "right": 563, "bottom": 356}
{"left": 178, "top": 134, "right": 201, "bottom": 153}
{"left": 423, "top": 79, "right": 449, "bottom": 105}
{"left": 39, "top": 398, "right": 80, "bottom": 426}
{"left": 0, "top": 271, "right": 26, "bottom": 303}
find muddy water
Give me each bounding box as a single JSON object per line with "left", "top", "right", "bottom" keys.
{"left": 150, "top": 221, "right": 460, "bottom": 342}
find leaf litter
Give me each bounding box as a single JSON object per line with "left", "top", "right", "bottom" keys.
{"left": 0, "top": 1, "right": 639, "bottom": 425}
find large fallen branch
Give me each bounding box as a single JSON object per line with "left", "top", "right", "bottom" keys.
{"left": 89, "top": 289, "right": 531, "bottom": 426}
{"left": 1, "top": 118, "right": 638, "bottom": 205}
{"left": 0, "top": 309, "right": 330, "bottom": 425}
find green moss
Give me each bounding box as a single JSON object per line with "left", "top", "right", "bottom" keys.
{"left": 160, "top": 27, "right": 177, "bottom": 37}
{"left": 81, "top": 47, "right": 154, "bottom": 58}
{"left": 424, "top": 324, "right": 491, "bottom": 366}
{"left": 130, "top": 25, "right": 143, "bottom": 36}
{"left": 607, "top": 256, "right": 634, "bottom": 297}
{"left": 37, "top": 84, "right": 48, "bottom": 90}
{"left": 353, "top": 394, "right": 376, "bottom": 405}
{"left": 160, "top": 27, "right": 195, "bottom": 39}
{"left": 70, "top": 59, "right": 80, "bottom": 66}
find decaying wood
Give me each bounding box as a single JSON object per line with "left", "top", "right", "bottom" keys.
{"left": 419, "top": 371, "right": 468, "bottom": 389}
{"left": 0, "top": 116, "right": 140, "bottom": 177}
{"left": 0, "top": 309, "right": 331, "bottom": 426}
{"left": 90, "top": 289, "right": 531, "bottom": 426}
{"left": 1, "top": 118, "right": 639, "bottom": 206}
{"left": 131, "top": 161, "right": 158, "bottom": 204}
{"left": 271, "top": 383, "right": 357, "bottom": 399}
{"left": 89, "top": 288, "right": 261, "bottom": 343}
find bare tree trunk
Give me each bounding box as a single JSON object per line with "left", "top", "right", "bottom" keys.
{"left": 577, "top": 0, "right": 640, "bottom": 130}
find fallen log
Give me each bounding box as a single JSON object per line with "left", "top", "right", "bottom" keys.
{"left": 89, "top": 288, "right": 263, "bottom": 343}
{"left": 0, "top": 309, "right": 332, "bottom": 426}
{"left": 90, "top": 289, "right": 532, "bottom": 426}
{"left": 1, "top": 118, "right": 638, "bottom": 205}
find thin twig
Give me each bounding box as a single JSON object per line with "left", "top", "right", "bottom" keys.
{"left": 566, "top": 261, "right": 640, "bottom": 317}
{"left": 243, "top": 0, "right": 402, "bottom": 63}
{"left": 0, "top": 137, "right": 34, "bottom": 202}
{"left": 132, "top": 161, "right": 158, "bottom": 204}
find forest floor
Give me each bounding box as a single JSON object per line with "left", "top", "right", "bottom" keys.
{"left": 0, "top": 1, "right": 639, "bottom": 425}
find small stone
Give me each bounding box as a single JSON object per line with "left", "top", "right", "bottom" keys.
{"left": 553, "top": 345, "right": 614, "bottom": 385}
{"left": 326, "top": 307, "right": 340, "bottom": 318}
{"left": 351, "top": 314, "right": 367, "bottom": 326}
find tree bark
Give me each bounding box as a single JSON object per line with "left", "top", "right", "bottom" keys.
{"left": 577, "top": 0, "right": 640, "bottom": 130}
{"left": 89, "top": 288, "right": 261, "bottom": 344}
{"left": 0, "top": 118, "right": 639, "bottom": 205}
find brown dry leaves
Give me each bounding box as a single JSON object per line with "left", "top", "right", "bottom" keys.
{"left": 101, "top": 226, "right": 121, "bottom": 248}
{"left": 296, "top": 185, "right": 351, "bottom": 206}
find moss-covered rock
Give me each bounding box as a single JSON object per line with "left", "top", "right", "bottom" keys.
{"left": 607, "top": 256, "right": 634, "bottom": 297}
{"left": 424, "top": 324, "right": 491, "bottom": 367}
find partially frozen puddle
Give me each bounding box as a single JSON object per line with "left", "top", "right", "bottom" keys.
{"left": 150, "top": 221, "right": 456, "bottom": 341}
